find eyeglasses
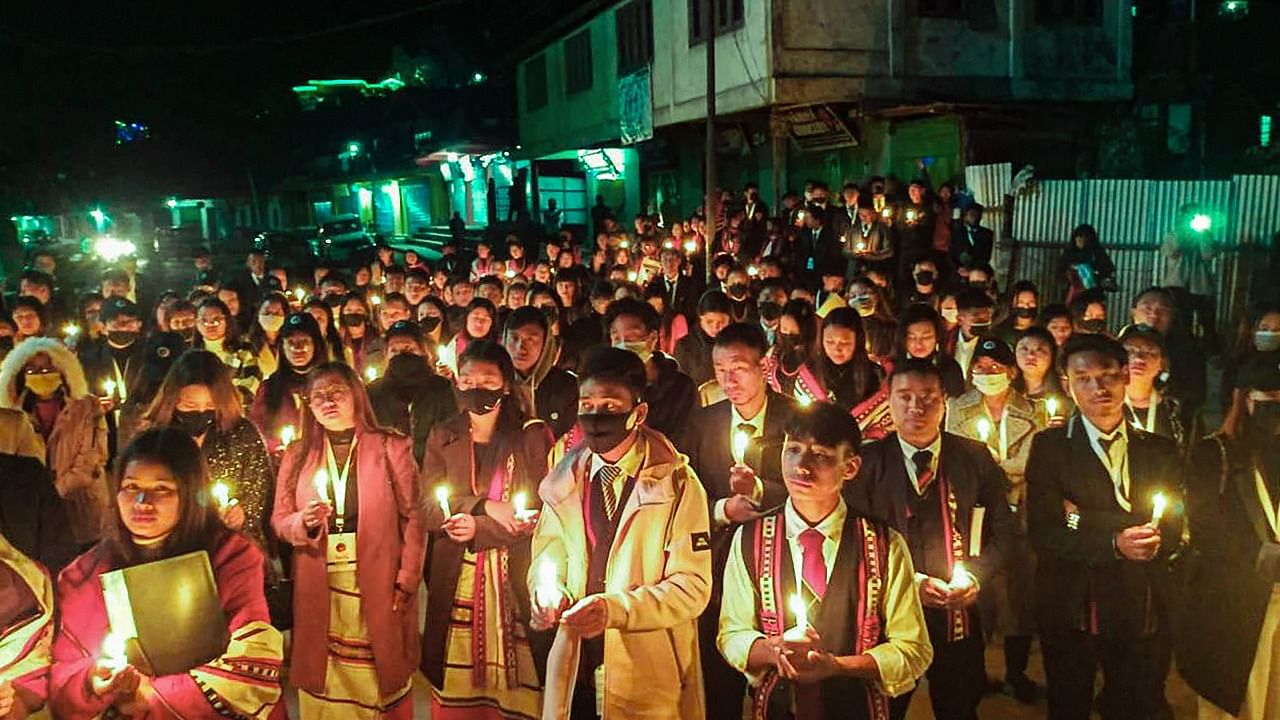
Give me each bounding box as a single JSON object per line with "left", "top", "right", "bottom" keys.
{"left": 200, "top": 316, "right": 226, "bottom": 327}
{"left": 308, "top": 387, "right": 350, "bottom": 405}
{"left": 1124, "top": 346, "right": 1161, "bottom": 361}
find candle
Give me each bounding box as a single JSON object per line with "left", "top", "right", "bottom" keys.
{"left": 881, "top": 207, "right": 893, "bottom": 220}
{"left": 797, "top": 394, "right": 812, "bottom": 408}
{"left": 513, "top": 491, "right": 535, "bottom": 521}
{"left": 732, "top": 430, "right": 750, "bottom": 466}
{"left": 436, "top": 344, "right": 456, "bottom": 374}
{"left": 1150, "top": 492, "right": 1167, "bottom": 526}
{"left": 855, "top": 240, "right": 867, "bottom": 252}
{"left": 210, "top": 481, "right": 235, "bottom": 509}
{"left": 1045, "top": 396, "right": 1059, "bottom": 419}
{"left": 101, "top": 632, "right": 129, "bottom": 673}
{"left": 435, "top": 485, "right": 451, "bottom": 518}
{"left": 683, "top": 239, "right": 698, "bottom": 254}
{"left": 63, "top": 323, "right": 80, "bottom": 337}
{"left": 102, "top": 379, "right": 117, "bottom": 398}
{"left": 782, "top": 594, "right": 809, "bottom": 642}
{"left": 293, "top": 287, "right": 306, "bottom": 301}
{"left": 976, "top": 417, "right": 992, "bottom": 442}
{"left": 747, "top": 264, "right": 759, "bottom": 277}
{"left": 369, "top": 294, "right": 382, "bottom": 306}
{"left": 535, "top": 558, "right": 559, "bottom": 608}
{"left": 619, "top": 239, "right": 630, "bottom": 249}
{"left": 279, "top": 424, "right": 296, "bottom": 448}
{"left": 505, "top": 269, "right": 517, "bottom": 279}
{"left": 627, "top": 271, "right": 638, "bottom": 282}
{"left": 313, "top": 470, "right": 330, "bottom": 504}
{"left": 950, "top": 561, "right": 974, "bottom": 590}
{"left": 364, "top": 365, "right": 379, "bottom": 383}
{"left": 905, "top": 209, "right": 918, "bottom": 223}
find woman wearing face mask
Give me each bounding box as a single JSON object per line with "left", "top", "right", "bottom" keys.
{"left": 996, "top": 281, "right": 1040, "bottom": 347}
{"left": 893, "top": 304, "right": 966, "bottom": 398}
{"left": 1071, "top": 290, "right": 1110, "bottom": 337}
{"left": 141, "top": 350, "right": 274, "bottom": 557}
{"left": 271, "top": 363, "right": 426, "bottom": 719}
{"left": 723, "top": 265, "right": 756, "bottom": 324}
{"left": 421, "top": 341, "right": 552, "bottom": 719}
{"left": 1012, "top": 326, "right": 1072, "bottom": 424}
{"left": 673, "top": 291, "right": 733, "bottom": 387}
{"left": 367, "top": 321, "right": 457, "bottom": 464}
{"left": 250, "top": 312, "right": 329, "bottom": 457}
{"left": 49, "top": 429, "right": 286, "bottom": 720}
{"left": 1118, "top": 324, "right": 1187, "bottom": 450}
{"left": 847, "top": 276, "right": 897, "bottom": 362}
{"left": 304, "top": 298, "right": 343, "bottom": 362}
{"left": 1179, "top": 355, "right": 1280, "bottom": 720}
{"left": 194, "top": 297, "right": 260, "bottom": 405}
{"left": 939, "top": 291, "right": 960, "bottom": 334}
{"left": 337, "top": 294, "right": 375, "bottom": 376}
{"left": 417, "top": 295, "right": 449, "bottom": 346}
{"left": 944, "top": 337, "right": 1045, "bottom": 703}
{"left": 248, "top": 293, "right": 289, "bottom": 380}
{"left": 0, "top": 338, "right": 108, "bottom": 546}
{"left": 1221, "top": 308, "right": 1280, "bottom": 439}
{"left": 764, "top": 298, "right": 819, "bottom": 398}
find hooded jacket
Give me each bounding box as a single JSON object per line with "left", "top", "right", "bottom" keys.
{"left": 0, "top": 338, "right": 108, "bottom": 544}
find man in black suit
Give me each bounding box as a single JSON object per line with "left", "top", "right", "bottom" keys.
{"left": 648, "top": 246, "right": 699, "bottom": 320}
{"left": 852, "top": 358, "right": 1016, "bottom": 720}
{"left": 682, "top": 322, "right": 797, "bottom": 720}
{"left": 798, "top": 203, "right": 842, "bottom": 286}
{"left": 950, "top": 204, "right": 994, "bottom": 279}
{"left": 230, "top": 248, "right": 271, "bottom": 315}
{"left": 1025, "top": 334, "right": 1182, "bottom": 720}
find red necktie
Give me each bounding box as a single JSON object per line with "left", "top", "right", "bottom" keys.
{"left": 913, "top": 449, "right": 935, "bottom": 492}
{"left": 798, "top": 528, "right": 827, "bottom": 600}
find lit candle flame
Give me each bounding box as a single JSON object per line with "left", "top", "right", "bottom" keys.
{"left": 369, "top": 294, "right": 382, "bottom": 306}
{"left": 619, "top": 240, "right": 630, "bottom": 249}
{"left": 976, "top": 417, "right": 992, "bottom": 442}
{"left": 102, "top": 379, "right": 117, "bottom": 398}
{"left": 513, "top": 491, "right": 533, "bottom": 521}
{"left": 782, "top": 593, "right": 809, "bottom": 641}
{"left": 855, "top": 240, "right": 866, "bottom": 252}
{"left": 101, "top": 632, "right": 129, "bottom": 673}
{"left": 1046, "top": 396, "right": 1059, "bottom": 418}
{"left": 279, "top": 424, "right": 296, "bottom": 448}
{"left": 63, "top": 323, "right": 80, "bottom": 337}
{"left": 364, "top": 365, "right": 379, "bottom": 383}
{"left": 435, "top": 485, "right": 451, "bottom": 518}
{"left": 505, "top": 269, "right": 516, "bottom": 279}
{"left": 210, "top": 481, "right": 232, "bottom": 509}
{"left": 881, "top": 207, "right": 893, "bottom": 219}
{"left": 436, "top": 344, "right": 456, "bottom": 374}
{"left": 747, "top": 265, "right": 759, "bottom": 277}
{"left": 797, "top": 394, "right": 812, "bottom": 408}
{"left": 293, "top": 287, "right": 305, "bottom": 301}
{"left": 950, "top": 561, "right": 973, "bottom": 590}
{"left": 1151, "top": 492, "right": 1167, "bottom": 526}
{"left": 683, "top": 240, "right": 698, "bottom": 254}
{"left": 732, "top": 430, "right": 750, "bottom": 466}
{"left": 313, "top": 470, "right": 330, "bottom": 504}
{"left": 535, "top": 558, "right": 559, "bottom": 608}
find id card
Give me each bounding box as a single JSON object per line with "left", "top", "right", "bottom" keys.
{"left": 326, "top": 532, "right": 358, "bottom": 567}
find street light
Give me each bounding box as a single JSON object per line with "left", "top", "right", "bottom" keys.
{"left": 166, "top": 198, "right": 178, "bottom": 209}
{"left": 1189, "top": 214, "right": 1212, "bottom": 233}
{"left": 346, "top": 141, "right": 362, "bottom": 156}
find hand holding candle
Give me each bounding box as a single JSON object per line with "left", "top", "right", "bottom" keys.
{"left": 102, "top": 378, "right": 117, "bottom": 399}
{"left": 435, "top": 485, "right": 452, "bottom": 519}
{"left": 313, "top": 470, "right": 330, "bottom": 504}
{"left": 210, "top": 481, "right": 237, "bottom": 509}
{"left": 101, "top": 632, "right": 129, "bottom": 673}
{"left": 535, "top": 557, "right": 560, "bottom": 609}
{"left": 513, "top": 491, "right": 536, "bottom": 522}
{"left": 949, "top": 561, "right": 974, "bottom": 591}
{"left": 976, "top": 417, "right": 991, "bottom": 442}
{"left": 364, "top": 365, "right": 379, "bottom": 383}
{"left": 732, "top": 430, "right": 751, "bottom": 466}
{"left": 1150, "top": 492, "right": 1167, "bottom": 527}
{"left": 1045, "top": 396, "right": 1059, "bottom": 418}
{"left": 782, "top": 594, "right": 810, "bottom": 642}
{"left": 279, "top": 424, "right": 296, "bottom": 449}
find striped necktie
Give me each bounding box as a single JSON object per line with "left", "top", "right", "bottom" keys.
{"left": 595, "top": 465, "right": 623, "bottom": 521}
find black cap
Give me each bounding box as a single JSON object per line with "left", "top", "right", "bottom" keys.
{"left": 99, "top": 297, "right": 141, "bottom": 322}
{"left": 1117, "top": 323, "right": 1166, "bottom": 354}
{"left": 973, "top": 337, "right": 1015, "bottom": 367}
{"left": 384, "top": 320, "right": 424, "bottom": 345}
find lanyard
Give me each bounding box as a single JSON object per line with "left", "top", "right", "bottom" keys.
{"left": 111, "top": 359, "right": 128, "bottom": 401}
{"left": 324, "top": 435, "right": 358, "bottom": 532}
{"left": 1126, "top": 393, "right": 1159, "bottom": 433}
{"left": 982, "top": 407, "right": 1009, "bottom": 461}
{"left": 1255, "top": 469, "right": 1280, "bottom": 542}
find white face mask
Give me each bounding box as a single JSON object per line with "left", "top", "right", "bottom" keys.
{"left": 1256, "top": 330, "right": 1280, "bottom": 353}
{"left": 941, "top": 308, "right": 959, "bottom": 324}
{"left": 615, "top": 340, "right": 653, "bottom": 365}
{"left": 972, "top": 372, "right": 1011, "bottom": 397}
{"left": 259, "top": 315, "right": 285, "bottom": 333}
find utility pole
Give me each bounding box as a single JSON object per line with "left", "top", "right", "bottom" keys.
{"left": 703, "top": 0, "right": 717, "bottom": 282}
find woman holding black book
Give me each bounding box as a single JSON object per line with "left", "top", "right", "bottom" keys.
{"left": 272, "top": 362, "right": 426, "bottom": 719}
{"left": 47, "top": 428, "right": 285, "bottom": 719}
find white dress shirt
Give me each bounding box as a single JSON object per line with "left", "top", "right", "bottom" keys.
{"left": 713, "top": 399, "right": 769, "bottom": 526}
{"left": 1079, "top": 415, "right": 1131, "bottom": 512}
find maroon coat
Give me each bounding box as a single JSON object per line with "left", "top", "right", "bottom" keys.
{"left": 271, "top": 429, "right": 426, "bottom": 696}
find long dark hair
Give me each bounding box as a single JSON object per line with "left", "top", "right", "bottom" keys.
{"left": 109, "top": 428, "right": 224, "bottom": 567}
{"left": 1012, "top": 326, "right": 1063, "bottom": 395}
{"left": 294, "top": 362, "right": 389, "bottom": 458}
{"left": 821, "top": 307, "right": 880, "bottom": 403}
{"left": 778, "top": 298, "right": 820, "bottom": 368}
{"left": 456, "top": 340, "right": 538, "bottom": 486}
{"left": 263, "top": 312, "right": 327, "bottom": 417}
{"left": 247, "top": 292, "right": 289, "bottom": 354}
{"left": 194, "top": 297, "right": 248, "bottom": 353}
{"left": 142, "top": 349, "right": 243, "bottom": 434}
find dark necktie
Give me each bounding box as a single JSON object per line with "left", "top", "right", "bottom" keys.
{"left": 595, "top": 465, "right": 623, "bottom": 521}
{"left": 913, "top": 449, "right": 935, "bottom": 491}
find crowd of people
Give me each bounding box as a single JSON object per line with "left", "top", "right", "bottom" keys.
{"left": 0, "top": 173, "right": 1273, "bottom": 720}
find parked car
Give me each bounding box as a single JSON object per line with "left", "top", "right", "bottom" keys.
{"left": 314, "top": 215, "right": 375, "bottom": 265}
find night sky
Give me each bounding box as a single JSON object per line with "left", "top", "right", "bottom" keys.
{"left": 0, "top": 1, "right": 582, "bottom": 209}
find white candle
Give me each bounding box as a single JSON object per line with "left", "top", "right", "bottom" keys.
{"left": 364, "top": 365, "right": 379, "bottom": 383}
{"left": 279, "top": 424, "right": 296, "bottom": 448}
{"left": 683, "top": 240, "right": 697, "bottom": 254}
{"left": 1150, "top": 492, "right": 1167, "bottom": 526}
{"left": 976, "top": 417, "right": 991, "bottom": 442}
{"left": 436, "top": 344, "right": 456, "bottom": 374}
{"left": 210, "top": 482, "right": 234, "bottom": 509}
{"left": 732, "top": 430, "right": 751, "bottom": 466}
{"left": 1045, "top": 396, "right": 1059, "bottom": 418}
{"left": 783, "top": 594, "right": 809, "bottom": 642}
{"left": 513, "top": 491, "right": 534, "bottom": 521}
{"left": 369, "top": 294, "right": 382, "bottom": 306}
{"left": 313, "top": 470, "right": 330, "bottom": 504}
{"left": 435, "top": 485, "right": 451, "bottom": 518}
{"left": 950, "top": 561, "right": 974, "bottom": 590}
{"left": 535, "top": 558, "right": 559, "bottom": 608}
{"left": 101, "top": 632, "right": 129, "bottom": 673}
{"left": 102, "top": 379, "right": 117, "bottom": 398}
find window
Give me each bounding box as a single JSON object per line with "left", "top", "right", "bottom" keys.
{"left": 616, "top": 0, "right": 654, "bottom": 74}
{"left": 525, "top": 55, "right": 547, "bottom": 111}
{"left": 564, "top": 31, "right": 593, "bottom": 95}
{"left": 688, "top": 0, "right": 745, "bottom": 44}
{"left": 918, "top": 0, "right": 964, "bottom": 17}
{"left": 1036, "top": 0, "right": 1102, "bottom": 23}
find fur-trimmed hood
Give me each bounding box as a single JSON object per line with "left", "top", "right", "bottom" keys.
{"left": 0, "top": 337, "right": 91, "bottom": 407}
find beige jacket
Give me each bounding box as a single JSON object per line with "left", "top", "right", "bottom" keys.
{"left": 531, "top": 426, "right": 712, "bottom": 720}
{"left": 0, "top": 408, "right": 44, "bottom": 461}
{"left": 946, "top": 389, "right": 1045, "bottom": 506}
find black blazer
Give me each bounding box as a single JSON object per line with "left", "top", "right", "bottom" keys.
{"left": 647, "top": 274, "right": 699, "bottom": 320}
{"left": 1024, "top": 415, "right": 1182, "bottom": 637}
{"left": 850, "top": 431, "right": 1015, "bottom": 588}
{"left": 950, "top": 222, "right": 993, "bottom": 270}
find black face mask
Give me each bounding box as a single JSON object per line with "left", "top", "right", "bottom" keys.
{"left": 419, "top": 316, "right": 441, "bottom": 333}
{"left": 386, "top": 352, "right": 424, "bottom": 384}
{"left": 1081, "top": 319, "right": 1107, "bottom": 333}
{"left": 914, "top": 271, "right": 935, "bottom": 286}
{"left": 458, "top": 388, "right": 504, "bottom": 415}
{"left": 728, "top": 283, "right": 749, "bottom": 300}
{"left": 108, "top": 330, "right": 138, "bottom": 347}
{"left": 323, "top": 295, "right": 345, "bottom": 309}
{"left": 758, "top": 302, "right": 783, "bottom": 322}
{"left": 178, "top": 328, "right": 197, "bottom": 343}
{"left": 1013, "top": 307, "right": 1038, "bottom": 320}
{"left": 578, "top": 411, "right": 635, "bottom": 454}
{"left": 341, "top": 314, "right": 367, "bottom": 328}
{"left": 172, "top": 409, "right": 216, "bottom": 438}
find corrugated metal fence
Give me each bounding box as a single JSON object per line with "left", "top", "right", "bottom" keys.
{"left": 964, "top": 165, "right": 1280, "bottom": 331}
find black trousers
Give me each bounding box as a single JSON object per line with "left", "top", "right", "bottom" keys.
{"left": 1041, "top": 628, "right": 1171, "bottom": 720}
{"left": 889, "top": 626, "right": 985, "bottom": 720}
{"left": 699, "top": 606, "right": 748, "bottom": 720}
